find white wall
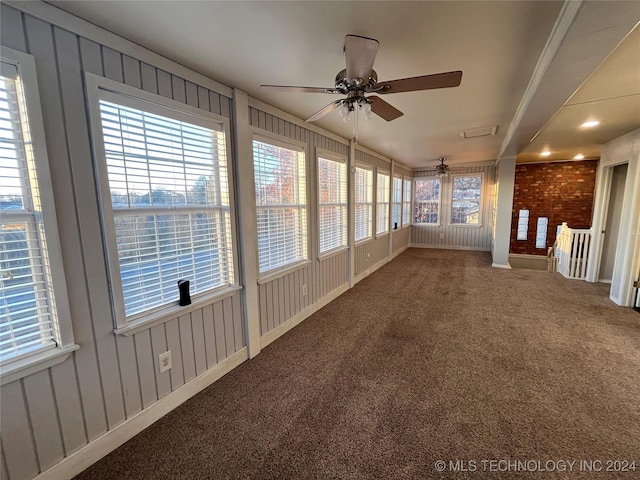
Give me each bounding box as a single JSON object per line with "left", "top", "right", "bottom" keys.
{"left": 588, "top": 128, "right": 640, "bottom": 306}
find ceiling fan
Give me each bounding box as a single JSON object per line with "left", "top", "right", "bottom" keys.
{"left": 425, "top": 157, "right": 456, "bottom": 176}
{"left": 261, "top": 34, "right": 463, "bottom": 123}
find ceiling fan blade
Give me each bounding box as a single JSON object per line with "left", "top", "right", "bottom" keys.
{"left": 377, "top": 71, "right": 463, "bottom": 94}
{"left": 260, "top": 85, "right": 339, "bottom": 94}
{"left": 306, "top": 100, "right": 342, "bottom": 122}
{"left": 344, "top": 35, "right": 379, "bottom": 84}
{"left": 368, "top": 96, "right": 403, "bottom": 121}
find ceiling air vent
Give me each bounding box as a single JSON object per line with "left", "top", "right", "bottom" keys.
{"left": 458, "top": 125, "right": 498, "bottom": 140}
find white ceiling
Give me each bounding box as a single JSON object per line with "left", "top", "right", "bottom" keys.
{"left": 48, "top": 1, "right": 638, "bottom": 169}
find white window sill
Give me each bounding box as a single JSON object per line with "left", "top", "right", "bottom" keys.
{"left": 257, "top": 260, "right": 311, "bottom": 285}
{"left": 449, "top": 223, "right": 483, "bottom": 228}
{"left": 401, "top": 224, "right": 411, "bottom": 229}
{"left": 115, "top": 285, "right": 243, "bottom": 336}
{"left": 414, "top": 223, "right": 441, "bottom": 227}
{"left": 375, "top": 232, "right": 389, "bottom": 239}
{"left": 355, "top": 237, "right": 373, "bottom": 247}
{"left": 318, "top": 246, "right": 349, "bottom": 261}
{"left": 0, "top": 343, "right": 79, "bottom": 386}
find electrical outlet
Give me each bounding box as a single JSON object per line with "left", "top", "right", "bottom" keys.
{"left": 302, "top": 284, "right": 308, "bottom": 296}
{"left": 439, "top": 233, "right": 444, "bottom": 239}
{"left": 366, "top": 252, "right": 371, "bottom": 259}
{"left": 159, "top": 351, "right": 172, "bottom": 373}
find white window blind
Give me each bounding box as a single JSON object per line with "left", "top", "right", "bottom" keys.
{"left": 376, "top": 171, "right": 390, "bottom": 235}
{"left": 392, "top": 175, "right": 402, "bottom": 229}
{"left": 318, "top": 156, "right": 347, "bottom": 254}
{"left": 0, "top": 66, "right": 57, "bottom": 361}
{"left": 98, "top": 95, "right": 234, "bottom": 319}
{"left": 253, "top": 139, "right": 307, "bottom": 273}
{"left": 414, "top": 177, "right": 440, "bottom": 224}
{"left": 354, "top": 166, "right": 373, "bottom": 242}
{"left": 402, "top": 177, "right": 411, "bottom": 226}
{"left": 451, "top": 174, "right": 482, "bottom": 225}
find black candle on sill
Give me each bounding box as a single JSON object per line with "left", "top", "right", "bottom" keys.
{"left": 178, "top": 279, "right": 191, "bottom": 306}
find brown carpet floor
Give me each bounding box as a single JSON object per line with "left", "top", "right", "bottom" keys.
{"left": 74, "top": 249, "right": 640, "bottom": 480}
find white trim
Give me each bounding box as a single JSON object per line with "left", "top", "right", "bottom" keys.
{"left": 0, "top": 344, "right": 79, "bottom": 386}
{"left": 85, "top": 72, "right": 238, "bottom": 330}
{"left": 252, "top": 128, "right": 306, "bottom": 151}
{"left": 33, "top": 348, "right": 248, "bottom": 480}
{"left": 0, "top": 46, "right": 76, "bottom": 370}
{"left": 413, "top": 176, "right": 442, "bottom": 226}
{"left": 318, "top": 246, "right": 349, "bottom": 261}
{"left": 5, "top": 0, "right": 233, "bottom": 98}
{"left": 491, "top": 263, "right": 512, "bottom": 269}
{"left": 257, "top": 260, "right": 312, "bottom": 285}
{"left": 248, "top": 96, "right": 349, "bottom": 146}
{"left": 498, "top": 0, "right": 583, "bottom": 159}
{"left": 450, "top": 172, "right": 485, "bottom": 226}
{"left": 260, "top": 284, "right": 349, "bottom": 348}
{"left": 353, "top": 257, "right": 389, "bottom": 285}
{"left": 410, "top": 243, "right": 491, "bottom": 252}
{"left": 232, "top": 89, "right": 261, "bottom": 359}
{"left": 391, "top": 243, "right": 410, "bottom": 260}
{"left": 317, "top": 148, "right": 349, "bottom": 257}
{"left": 114, "top": 286, "right": 243, "bottom": 336}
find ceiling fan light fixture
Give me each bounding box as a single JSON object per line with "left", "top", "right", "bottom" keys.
{"left": 338, "top": 104, "right": 349, "bottom": 117}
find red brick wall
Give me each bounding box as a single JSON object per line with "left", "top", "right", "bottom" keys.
{"left": 510, "top": 160, "right": 598, "bottom": 255}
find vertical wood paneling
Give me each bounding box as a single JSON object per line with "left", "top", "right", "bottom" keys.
{"left": 197, "top": 85, "right": 209, "bottom": 111}
{"left": 191, "top": 309, "right": 208, "bottom": 376}
{"left": 165, "top": 319, "right": 184, "bottom": 389}
{"left": 50, "top": 360, "right": 87, "bottom": 454}
{"left": 102, "top": 46, "right": 123, "bottom": 81}
{"left": 210, "top": 91, "right": 221, "bottom": 115}
{"left": 0, "top": 5, "right": 26, "bottom": 51}
{"left": 223, "top": 298, "right": 235, "bottom": 355}
{"left": 0, "top": 382, "right": 39, "bottom": 480}
{"left": 140, "top": 62, "right": 158, "bottom": 93}
{"left": 265, "top": 282, "right": 274, "bottom": 332}
{"left": 213, "top": 302, "right": 227, "bottom": 362}
{"left": 30, "top": 20, "right": 108, "bottom": 442}
{"left": 171, "top": 75, "right": 186, "bottom": 103}
{"left": 232, "top": 293, "right": 244, "bottom": 350}
{"left": 178, "top": 314, "right": 196, "bottom": 383}
{"left": 1, "top": 445, "right": 9, "bottom": 480}
{"left": 115, "top": 335, "right": 143, "bottom": 417}
{"left": 157, "top": 69, "right": 172, "bottom": 98}
{"left": 23, "top": 371, "right": 64, "bottom": 471}
{"left": 56, "top": 25, "right": 127, "bottom": 431}
{"left": 185, "top": 81, "right": 198, "bottom": 107}
{"left": 259, "top": 283, "right": 268, "bottom": 335}
{"left": 202, "top": 304, "right": 218, "bottom": 368}
{"left": 150, "top": 325, "right": 171, "bottom": 398}
{"left": 134, "top": 331, "right": 157, "bottom": 408}
{"left": 122, "top": 55, "right": 141, "bottom": 88}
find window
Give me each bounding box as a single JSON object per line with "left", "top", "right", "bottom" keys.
{"left": 354, "top": 166, "right": 373, "bottom": 242}
{"left": 451, "top": 174, "right": 482, "bottom": 225}
{"left": 414, "top": 177, "right": 440, "bottom": 224}
{"left": 318, "top": 154, "right": 347, "bottom": 255}
{"left": 253, "top": 137, "right": 307, "bottom": 274}
{"left": 376, "top": 171, "right": 390, "bottom": 235}
{"left": 402, "top": 177, "right": 411, "bottom": 226}
{"left": 1, "top": 49, "right": 74, "bottom": 371}
{"left": 392, "top": 175, "right": 402, "bottom": 230}
{"left": 517, "top": 209, "right": 529, "bottom": 240}
{"left": 92, "top": 85, "right": 235, "bottom": 324}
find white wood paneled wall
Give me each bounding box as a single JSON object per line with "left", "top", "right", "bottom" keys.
{"left": 249, "top": 106, "right": 350, "bottom": 335}
{"left": 412, "top": 164, "right": 496, "bottom": 251}
{"left": 0, "top": 5, "right": 244, "bottom": 480}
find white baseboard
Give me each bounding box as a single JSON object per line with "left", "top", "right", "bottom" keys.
{"left": 391, "top": 243, "right": 410, "bottom": 259}
{"left": 260, "top": 283, "right": 349, "bottom": 349}
{"left": 409, "top": 243, "right": 490, "bottom": 252}
{"left": 36, "top": 348, "right": 249, "bottom": 480}
{"left": 353, "top": 257, "right": 389, "bottom": 285}
{"left": 491, "top": 263, "right": 512, "bottom": 269}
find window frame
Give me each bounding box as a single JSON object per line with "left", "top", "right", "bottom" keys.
{"left": 375, "top": 169, "right": 390, "bottom": 237}
{"left": 316, "top": 148, "right": 348, "bottom": 259}
{"left": 402, "top": 176, "right": 412, "bottom": 227}
{"left": 85, "top": 73, "right": 240, "bottom": 333}
{"left": 354, "top": 164, "right": 374, "bottom": 244}
{"left": 450, "top": 172, "right": 484, "bottom": 227}
{"left": 413, "top": 176, "right": 442, "bottom": 226}
{"left": 0, "top": 47, "right": 77, "bottom": 385}
{"left": 252, "top": 131, "right": 309, "bottom": 282}
{"left": 391, "top": 174, "right": 402, "bottom": 230}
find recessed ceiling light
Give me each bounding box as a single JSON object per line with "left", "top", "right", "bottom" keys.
{"left": 581, "top": 120, "right": 600, "bottom": 128}
{"left": 541, "top": 151, "right": 551, "bottom": 157}
{"left": 574, "top": 154, "right": 584, "bottom": 160}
